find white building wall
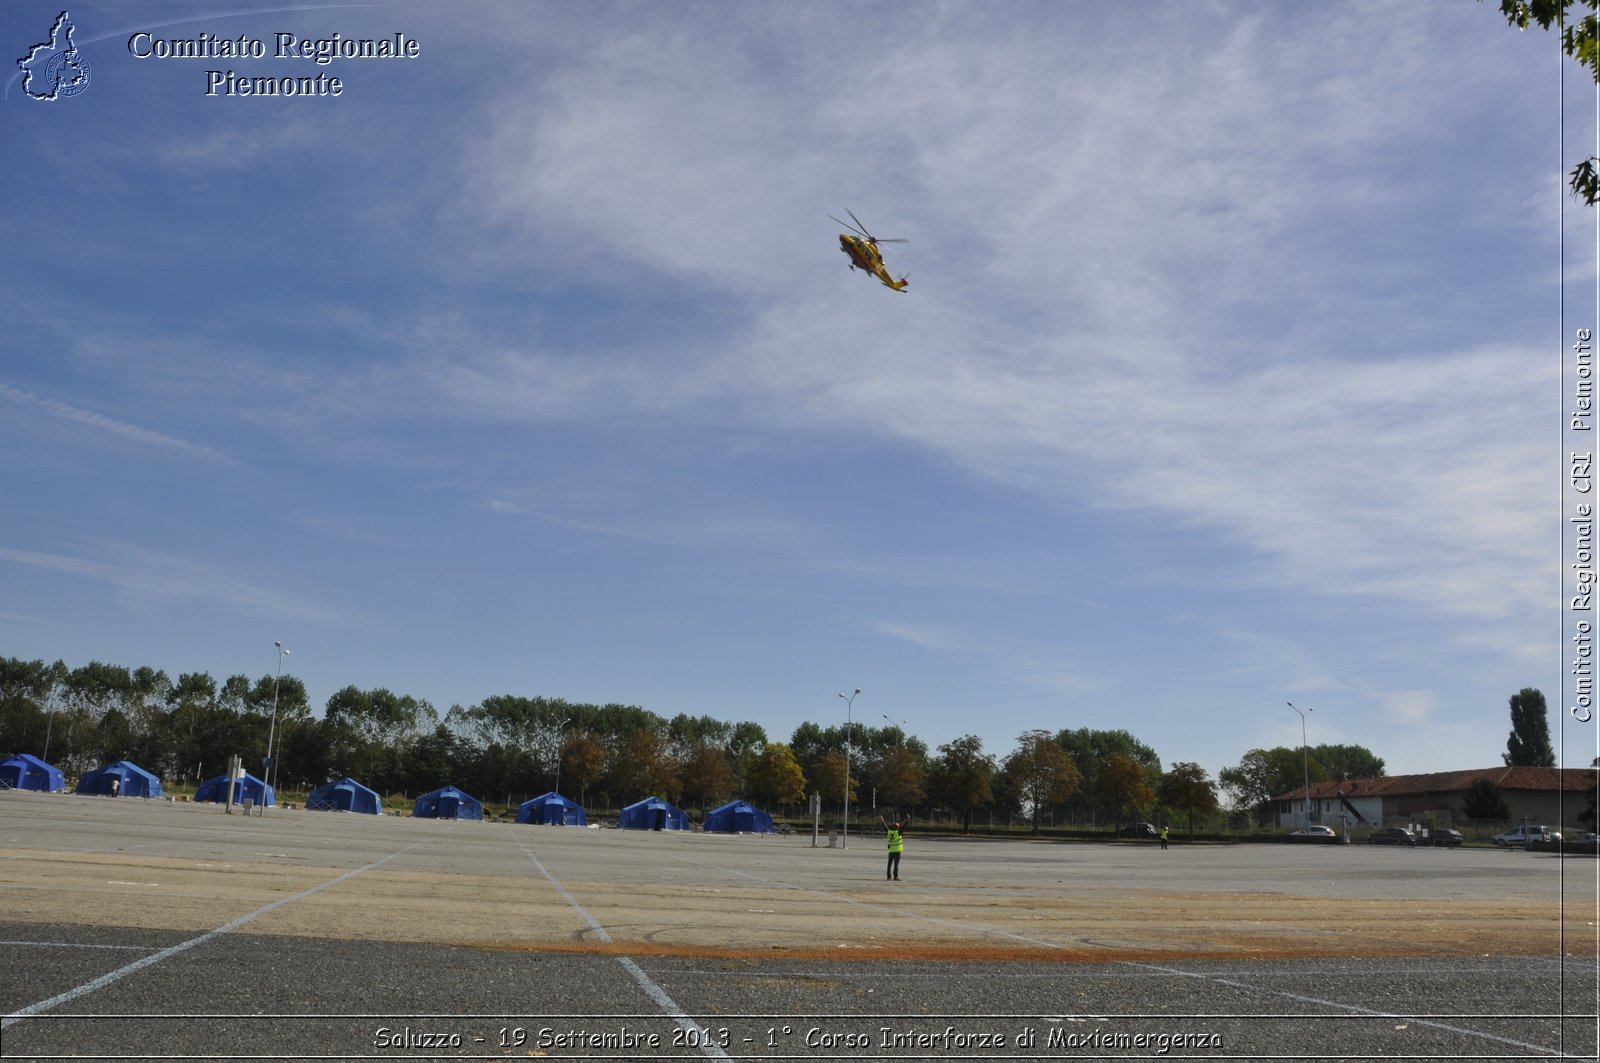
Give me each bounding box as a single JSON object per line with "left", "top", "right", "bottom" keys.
{"left": 1276, "top": 794, "right": 1382, "bottom": 829}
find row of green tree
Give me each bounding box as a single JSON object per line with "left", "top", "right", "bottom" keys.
{"left": 0, "top": 655, "right": 1404, "bottom": 828}
{"left": 1216, "top": 688, "right": 1558, "bottom": 808}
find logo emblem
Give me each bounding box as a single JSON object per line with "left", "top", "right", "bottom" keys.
{"left": 17, "top": 11, "right": 91, "bottom": 100}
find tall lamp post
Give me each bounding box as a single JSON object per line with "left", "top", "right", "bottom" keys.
{"left": 839, "top": 688, "right": 859, "bottom": 848}
{"left": 263, "top": 641, "right": 289, "bottom": 816}
{"left": 881, "top": 714, "right": 907, "bottom": 818}
{"left": 553, "top": 717, "right": 572, "bottom": 796}
{"left": 1286, "top": 701, "right": 1313, "bottom": 828}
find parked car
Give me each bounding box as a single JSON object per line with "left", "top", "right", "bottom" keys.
{"left": 1288, "top": 826, "right": 1337, "bottom": 841}
{"left": 1423, "top": 829, "right": 1464, "bottom": 847}
{"left": 1367, "top": 827, "right": 1417, "bottom": 846}
{"left": 1117, "top": 822, "right": 1158, "bottom": 838}
{"left": 1492, "top": 825, "right": 1560, "bottom": 848}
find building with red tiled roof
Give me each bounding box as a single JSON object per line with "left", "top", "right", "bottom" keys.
{"left": 1271, "top": 766, "right": 1594, "bottom": 832}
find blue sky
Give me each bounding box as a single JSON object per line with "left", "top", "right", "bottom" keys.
{"left": 2, "top": 1, "right": 1592, "bottom": 788}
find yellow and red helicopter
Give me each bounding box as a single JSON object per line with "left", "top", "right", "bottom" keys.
{"left": 831, "top": 209, "right": 908, "bottom": 292}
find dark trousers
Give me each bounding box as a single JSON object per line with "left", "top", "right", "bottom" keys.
{"left": 887, "top": 851, "right": 901, "bottom": 879}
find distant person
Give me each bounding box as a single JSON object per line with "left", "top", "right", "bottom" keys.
{"left": 881, "top": 816, "right": 903, "bottom": 880}
{"left": 109, "top": 776, "right": 120, "bottom": 797}
{"left": 1159, "top": 824, "right": 1169, "bottom": 850}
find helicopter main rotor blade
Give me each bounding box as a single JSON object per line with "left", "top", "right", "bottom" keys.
{"left": 831, "top": 209, "right": 908, "bottom": 247}
{"left": 829, "top": 213, "right": 871, "bottom": 239}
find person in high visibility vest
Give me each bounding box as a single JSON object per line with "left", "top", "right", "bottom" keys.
{"left": 1159, "top": 824, "right": 1169, "bottom": 850}
{"left": 881, "top": 816, "right": 904, "bottom": 880}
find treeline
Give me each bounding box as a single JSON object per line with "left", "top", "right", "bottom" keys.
{"left": 0, "top": 656, "right": 785, "bottom": 814}
{"left": 0, "top": 654, "right": 1381, "bottom": 827}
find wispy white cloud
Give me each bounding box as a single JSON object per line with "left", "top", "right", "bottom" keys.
{"left": 0, "top": 609, "right": 62, "bottom": 627}
{"left": 1203, "top": 626, "right": 1346, "bottom": 693}
{"left": 864, "top": 619, "right": 968, "bottom": 654}
{"left": 0, "top": 383, "right": 238, "bottom": 465}
{"left": 484, "top": 496, "right": 668, "bottom": 543}
{"left": 817, "top": 553, "right": 1057, "bottom": 597}
{"left": 0, "top": 544, "right": 343, "bottom": 623}
{"left": 149, "top": 115, "right": 328, "bottom": 170}
{"left": 1378, "top": 689, "right": 1439, "bottom": 726}
{"left": 864, "top": 618, "right": 1102, "bottom": 697}
{"left": 421, "top": 2, "right": 1551, "bottom": 665}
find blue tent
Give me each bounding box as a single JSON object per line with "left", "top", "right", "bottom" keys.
{"left": 618, "top": 795, "right": 688, "bottom": 831}
{"left": 0, "top": 753, "right": 65, "bottom": 792}
{"left": 516, "top": 791, "right": 587, "bottom": 826}
{"left": 412, "top": 785, "right": 482, "bottom": 820}
{"left": 76, "top": 760, "right": 162, "bottom": 799}
{"left": 702, "top": 799, "right": 773, "bottom": 834}
{"left": 307, "top": 777, "right": 381, "bottom": 814}
{"left": 194, "top": 771, "right": 275, "bottom": 807}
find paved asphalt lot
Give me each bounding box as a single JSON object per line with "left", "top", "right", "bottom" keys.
{"left": 1, "top": 790, "right": 1596, "bottom": 1060}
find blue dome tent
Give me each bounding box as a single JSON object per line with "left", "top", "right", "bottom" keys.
{"left": 194, "top": 771, "right": 275, "bottom": 807}
{"left": 76, "top": 760, "right": 162, "bottom": 798}
{"left": 307, "top": 777, "right": 381, "bottom": 814}
{"left": 0, "top": 753, "right": 65, "bottom": 792}
{"left": 412, "top": 785, "right": 482, "bottom": 820}
{"left": 618, "top": 795, "right": 688, "bottom": 831}
{"left": 702, "top": 799, "right": 773, "bottom": 834}
{"left": 516, "top": 791, "right": 587, "bottom": 826}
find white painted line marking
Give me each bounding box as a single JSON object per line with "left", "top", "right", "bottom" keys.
{"left": 512, "top": 836, "right": 730, "bottom": 1059}
{"left": 686, "top": 857, "right": 1579, "bottom": 1059}
{"left": 2, "top": 840, "right": 423, "bottom": 1031}
{"left": 1123, "top": 959, "right": 1579, "bottom": 1059}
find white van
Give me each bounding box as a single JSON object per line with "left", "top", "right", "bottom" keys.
{"left": 1491, "top": 824, "right": 1560, "bottom": 848}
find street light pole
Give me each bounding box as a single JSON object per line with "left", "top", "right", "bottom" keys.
{"left": 881, "top": 714, "right": 907, "bottom": 818}
{"left": 554, "top": 717, "right": 572, "bottom": 795}
{"left": 263, "top": 641, "right": 288, "bottom": 816}
{"left": 1287, "top": 701, "right": 1313, "bottom": 828}
{"left": 839, "top": 689, "right": 859, "bottom": 848}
